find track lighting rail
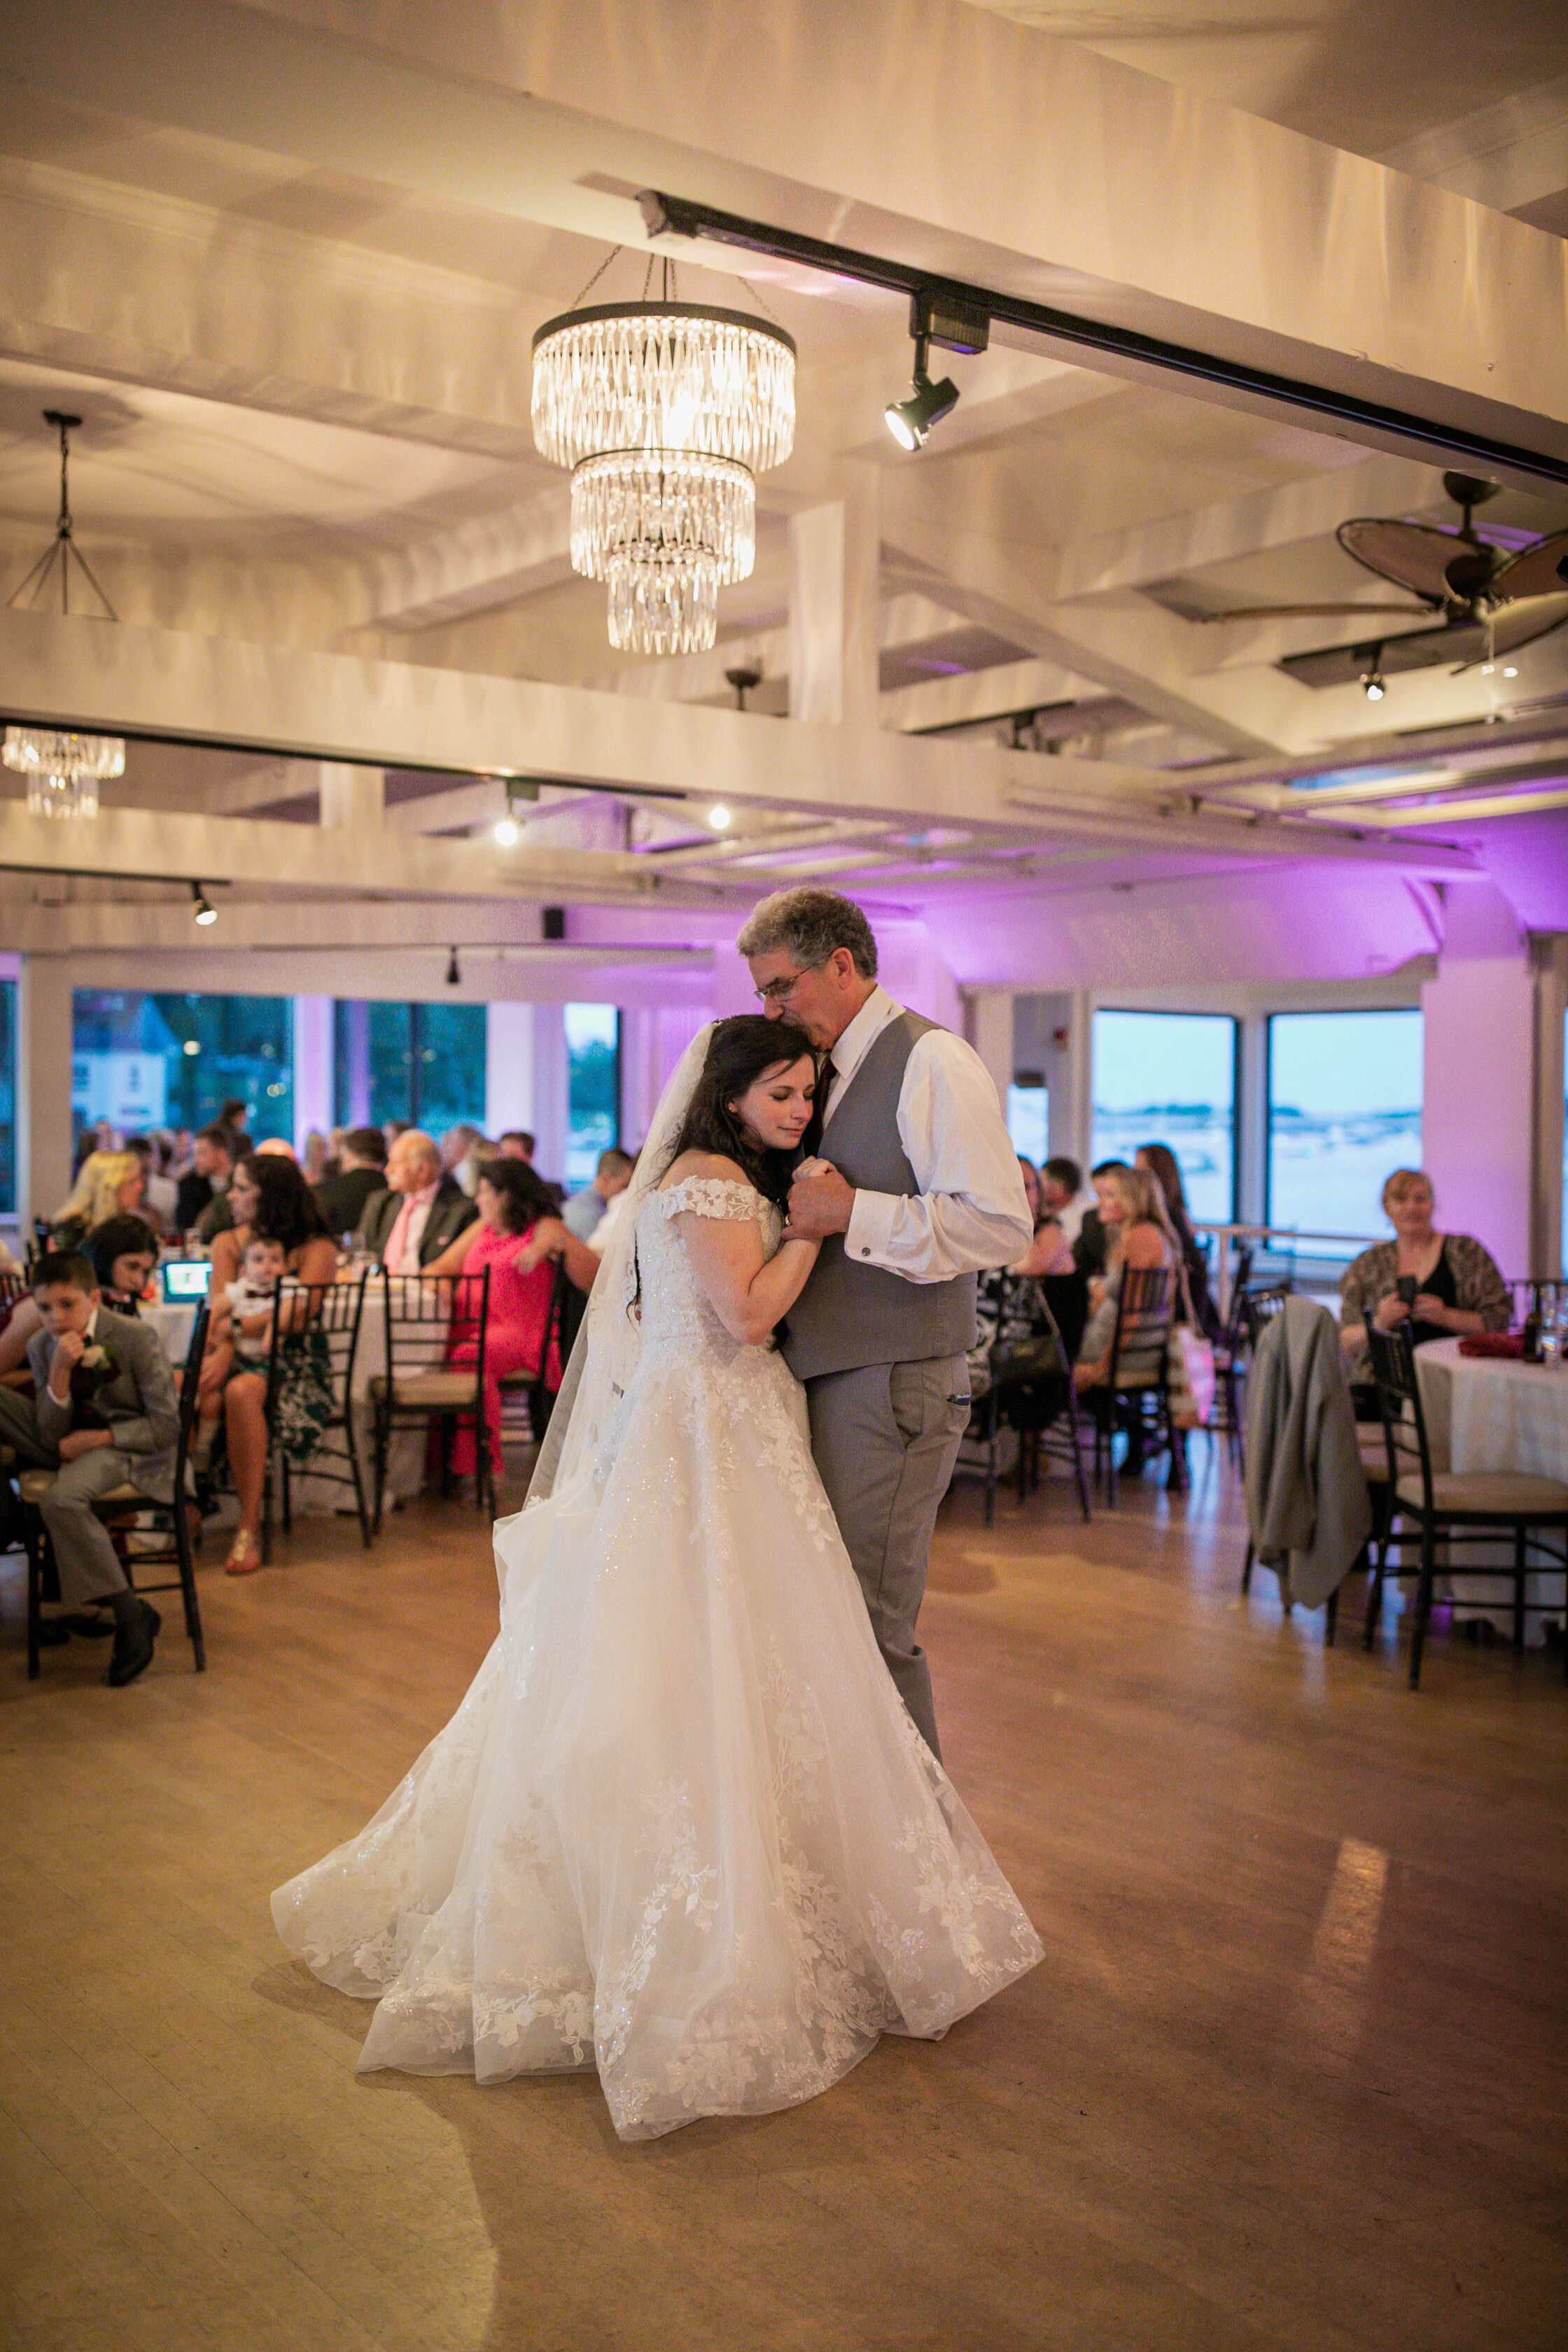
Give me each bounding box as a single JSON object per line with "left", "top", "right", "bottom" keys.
{"left": 639, "top": 190, "right": 1568, "bottom": 490}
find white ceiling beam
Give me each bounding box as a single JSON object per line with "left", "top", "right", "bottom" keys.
{"left": 0, "top": 156, "right": 536, "bottom": 460}
{"left": 1378, "top": 73, "right": 1568, "bottom": 218}
{"left": 6, "top": 0, "right": 1565, "bottom": 472}
{"left": 365, "top": 493, "right": 573, "bottom": 629}
{"left": 882, "top": 658, "right": 1092, "bottom": 734}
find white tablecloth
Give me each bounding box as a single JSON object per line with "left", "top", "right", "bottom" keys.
{"left": 141, "top": 1300, "right": 200, "bottom": 1366}
{"left": 1415, "top": 1337, "right": 1568, "bottom": 1636}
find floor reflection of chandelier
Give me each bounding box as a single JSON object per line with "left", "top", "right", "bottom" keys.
{"left": 4, "top": 725, "right": 124, "bottom": 819}
{"left": 532, "top": 300, "right": 794, "bottom": 656}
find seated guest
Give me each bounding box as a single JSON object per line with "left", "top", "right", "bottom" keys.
{"left": 193, "top": 1233, "right": 288, "bottom": 1476}
{"left": 0, "top": 1251, "right": 178, "bottom": 1686}
{"left": 200, "top": 1154, "right": 338, "bottom": 1576}
{"left": 125, "top": 1134, "right": 177, "bottom": 1232}
{"left": 424, "top": 1160, "right": 601, "bottom": 1479}
{"left": 177, "top": 1124, "right": 232, "bottom": 1236}
{"left": 1010, "top": 1157, "right": 1075, "bottom": 1278}
{"left": 1071, "top": 1158, "right": 1126, "bottom": 1280}
{"left": 498, "top": 1130, "right": 535, "bottom": 1163}
{"left": 1135, "top": 1140, "right": 1219, "bottom": 1340}
{"left": 313, "top": 1126, "right": 388, "bottom": 1240}
{"left": 1074, "top": 1164, "right": 1180, "bottom": 1385}
{"left": 441, "top": 1123, "right": 488, "bottom": 1197}
{"left": 1040, "top": 1155, "right": 1096, "bottom": 1252}
{"left": 1338, "top": 1168, "right": 1509, "bottom": 1379}
{"left": 50, "top": 1149, "right": 146, "bottom": 1242}
{"left": 564, "top": 1147, "right": 635, "bottom": 1241}
{"left": 0, "top": 1214, "right": 162, "bottom": 1381}
{"left": 301, "top": 1128, "right": 329, "bottom": 1186}
{"left": 354, "top": 1128, "right": 478, "bottom": 1270}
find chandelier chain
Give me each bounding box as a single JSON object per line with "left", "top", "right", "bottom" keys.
{"left": 568, "top": 244, "right": 624, "bottom": 312}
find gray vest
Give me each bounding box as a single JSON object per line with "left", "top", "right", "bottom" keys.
{"left": 780, "top": 1009, "right": 978, "bottom": 1383}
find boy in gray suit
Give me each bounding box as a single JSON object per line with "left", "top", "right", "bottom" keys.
{"left": 0, "top": 1252, "right": 178, "bottom": 1686}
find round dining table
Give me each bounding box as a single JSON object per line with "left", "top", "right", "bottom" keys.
{"left": 1415, "top": 1337, "right": 1568, "bottom": 1639}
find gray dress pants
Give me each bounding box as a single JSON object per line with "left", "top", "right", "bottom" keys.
{"left": 805, "top": 1351, "right": 972, "bottom": 1760}
{"left": 0, "top": 1385, "right": 137, "bottom": 1605}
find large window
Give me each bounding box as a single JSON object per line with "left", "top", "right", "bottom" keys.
{"left": 332, "top": 1000, "right": 486, "bottom": 1133}
{"left": 74, "top": 991, "right": 293, "bottom": 1145}
{"left": 565, "top": 1003, "right": 620, "bottom": 1190}
{"left": 0, "top": 979, "right": 14, "bottom": 1214}
{"left": 1007, "top": 1078, "right": 1049, "bottom": 1169}
{"left": 1091, "top": 1011, "right": 1237, "bottom": 1223}
{"left": 1268, "top": 1009, "right": 1422, "bottom": 1252}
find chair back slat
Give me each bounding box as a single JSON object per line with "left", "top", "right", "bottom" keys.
{"left": 1363, "top": 1320, "right": 1434, "bottom": 1506}
{"left": 1110, "top": 1262, "right": 1176, "bottom": 1389}
{"left": 1240, "top": 1282, "right": 1292, "bottom": 1351}
{"left": 381, "top": 1267, "right": 490, "bottom": 1394}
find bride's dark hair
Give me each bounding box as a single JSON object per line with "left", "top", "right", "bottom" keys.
{"left": 662, "top": 1015, "right": 816, "bottom": 1206}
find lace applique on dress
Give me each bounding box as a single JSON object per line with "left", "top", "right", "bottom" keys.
{"left": 654, "top": 1175, "right": 767, "bottom": 1224}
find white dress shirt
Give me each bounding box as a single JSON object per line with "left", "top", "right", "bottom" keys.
{"left": 1056, "top": 1187, "right": 1096, "bottom": 1247}
{"left": 821, "top": 986, "right": 1033, "bottom": 1284}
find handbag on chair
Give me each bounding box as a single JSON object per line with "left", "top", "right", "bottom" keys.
{"left": 1165, "top": 1261, "right": 1217, "bottom": 1428}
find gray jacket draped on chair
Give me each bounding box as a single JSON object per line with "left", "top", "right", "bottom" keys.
{"left": 1243, "top": 1296, "right": 1372, "bottom": 1609}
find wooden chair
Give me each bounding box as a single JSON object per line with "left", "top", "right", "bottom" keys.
{"left": 370, "top": 1268, "right": 493, "bottom": 1529}
{"left": 1362, "top": 1322, "right": 1568, "bottom": 1687}
{"left": 260, "top": 1274, "right": 373, "bottom": 1560}
{"left": 959, "top": 1274, "right": 1092, "bottom": 1526}
{"left": 1086, "top": 1262, "right": 1178, "bottom": 1507}
{"left": 1206, "top": 1245, "right": 1254, "bottom": 1464}
{"left": 20, "top": 1304, "right": 210, "bottom": 1679}
{"left": 1239, "top": 1289, "right": 1343, "bottom": 1643}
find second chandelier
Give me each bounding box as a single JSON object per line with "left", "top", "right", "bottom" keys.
{"left": 531, "top": 301, "right": 795, "bottom": 657}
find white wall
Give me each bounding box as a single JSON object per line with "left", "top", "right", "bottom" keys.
{"left": 1422, "top": 883, "right": 1537, "bottom": 1278}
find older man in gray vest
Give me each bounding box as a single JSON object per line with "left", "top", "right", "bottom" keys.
{"left": 739, "top": 888, "right": 1032, "bottom": 1758}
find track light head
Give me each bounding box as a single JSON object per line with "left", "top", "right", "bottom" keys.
{"left": 190, "top": 882, "right": 216, "bottom": 926}
{"left": 493, "top": 815, "right": 520, "bottom": 846}
{"left": 1359, "top": 646, "right": 1386, "bottom": 702}
{"left": 446, "top": 945, "right": 461, "bottom": 986}
{"left": 884, "top": 365, "right": 960, "bottom": 451}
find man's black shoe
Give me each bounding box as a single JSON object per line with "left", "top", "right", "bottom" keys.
{"left": 59, "top": 1611, "right": 115, "bottom": 1639}
{"left": 107, "top": 1600, "right": 160, "bottom": 1687}
{"left": 36, "top": 1620, "right": 70, "bottom": 1647}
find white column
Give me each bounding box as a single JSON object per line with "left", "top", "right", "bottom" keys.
{"left": 788, "top": 465, "right": 880, "bottom": 725}
{"left": 530, "top": 1003, "right": 569, "bottom": 1182}
{"left": 291, "top": 995, "right": 334, "bottom": 1148}
{"left": 1422, "top": 883, "right": 1536, "bottom": 1278}
{"left": 18, "top": 955, "right": 74, "bottom": 1227}
{"left": 963, "top": 988, "right": 1014, "bottom": 1107}
{"left": 1059, "top": 992, "right": 1093, "bottom": 1171}
{"left": 318, "top": 762, "right": 386, "bottom": 828}
{"left": 485, "top": 1000, "right": 536, "bottom": 1138}
{"left": 1235, "top": 1014, "right": 1270, "bottom": 1227}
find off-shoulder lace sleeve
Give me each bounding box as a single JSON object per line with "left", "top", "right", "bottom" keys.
{"left": 656, "top": 1177, "right": 762, "bottom": 1222}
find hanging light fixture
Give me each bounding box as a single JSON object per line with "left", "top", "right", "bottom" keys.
{"left": 4, "top": 724, "right": 123, "bottom": 819}
{"left": 531, "top": 261, "right": 794, "bottom": 657}
{"left": 4, "top": 412, "right": 124, "bottom": 818}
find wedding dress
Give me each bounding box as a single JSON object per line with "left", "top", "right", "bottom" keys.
{"left": 272, "top": 1170, "right": 1042, "bottom": 2141}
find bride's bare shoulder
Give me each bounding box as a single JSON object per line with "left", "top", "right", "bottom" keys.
{"left": 657, "top": 1149, "right": 751, "bottom": 1193}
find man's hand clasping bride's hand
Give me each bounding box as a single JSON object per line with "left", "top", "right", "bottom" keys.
{"left": 784, "top": 1156, "right": 856, "bottom": 1241}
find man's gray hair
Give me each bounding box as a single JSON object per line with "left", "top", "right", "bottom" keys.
{"left": 736, "top": 888, "right": 878, "bottom": 979}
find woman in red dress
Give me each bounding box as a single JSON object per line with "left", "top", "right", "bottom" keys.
{"left": 424, "top": 1159, "right": 599, "bottom": 1476}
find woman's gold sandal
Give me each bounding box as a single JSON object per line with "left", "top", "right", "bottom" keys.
{"left": 224, "top": 1529, "right": 262, "bottom": 1576}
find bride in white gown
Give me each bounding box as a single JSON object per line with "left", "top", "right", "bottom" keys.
{"left": 272, "top": 1016, "right": 1042, "bottom": 2141}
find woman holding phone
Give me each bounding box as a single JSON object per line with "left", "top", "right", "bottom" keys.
{"left": 1338, "top": 1168, "right": 1509, "bottom": 1385}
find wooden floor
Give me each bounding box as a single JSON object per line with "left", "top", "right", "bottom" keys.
{"left": 2, "top": 1443, "right": 1565, "bottom": 2352}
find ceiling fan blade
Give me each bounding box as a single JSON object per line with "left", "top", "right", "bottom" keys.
{"left": 1195, "top": 600, "right": 1434, "bottom": 623}
{"left": 1336, "top": 519, "right": 1462, "bottom": 603}
{"left": 1487, "top": 530, "right": 1568, "bottom": 603}
{"left": 1450, "top": 593, "right": 1568, "bottom": 671}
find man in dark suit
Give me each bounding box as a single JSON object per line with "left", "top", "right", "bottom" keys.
{"left": 0, "top": 1252, "right": 178, "bottom": 1686}
{"left": 315, "top": 1126, "right": 388, "bottom": 1240}
{"left": 175, "top": 1124, "right": 231, "bottom": 1234}
{"left": 354, "top": 1128, "right": 477, "bottom": 1269}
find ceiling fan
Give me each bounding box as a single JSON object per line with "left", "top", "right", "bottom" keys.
{"left": 1198, "top": 472, "right": 1568, "bottom": 686}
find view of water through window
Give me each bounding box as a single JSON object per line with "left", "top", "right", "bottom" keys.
{"left": 1090, "top": 1011, "right": 1236, "bottom": 1224}
{"left": 566, "top": 1003, "right": 621, "bottom": 1191}
{"left": 1268, "top": 1009, "right": 1422, "bottom": 1253}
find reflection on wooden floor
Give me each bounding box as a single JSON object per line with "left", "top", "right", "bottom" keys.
{"left": 3, "top": 1443, "right": 1566, "bottom": 2352}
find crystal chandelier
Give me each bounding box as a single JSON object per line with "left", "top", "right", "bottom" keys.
{"left": 532, "top": 300, "right": 794, "bottom": 655}
{"left": 3, "top": 725, "right": 124, "bottom": 819}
